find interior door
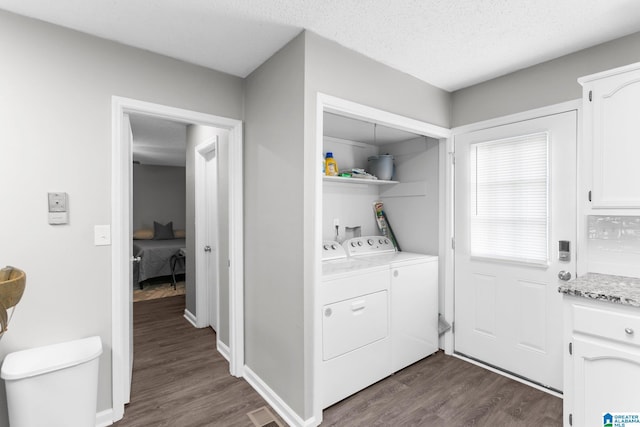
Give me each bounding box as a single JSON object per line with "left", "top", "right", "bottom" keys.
{"left": 124, "top": 113, "right": 134, "bottom": 403}
{"left": 195, "top": 136, "right": 219, "bottom": 330}
{"left": 454, "top": 110, "right": 577, "bottom": 391}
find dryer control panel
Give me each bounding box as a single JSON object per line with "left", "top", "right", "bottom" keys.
{"left": 343, "top": 236, "right": 396, "bottom": 257}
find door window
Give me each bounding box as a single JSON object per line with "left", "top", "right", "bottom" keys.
{"left": 469, "top": 132, "right": 549, "bottom": 265}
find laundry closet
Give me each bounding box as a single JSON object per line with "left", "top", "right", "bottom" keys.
{"left": 322, "top": 112, "right": 440, "bottom": 252}
{"left": 318, "top": 109, "right": 445, "bottom": 409}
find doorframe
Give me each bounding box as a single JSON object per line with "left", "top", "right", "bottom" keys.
{"left": 111, "top": 96, "right": 244, "bottom": 422}
{"left": 194, "top": 136, "right": 219, "bottom": 330}
{"left": 447, "top": 98, "right": 582, "bottom": 359}
{"left": 312, "top": 93, "right": 451, "bottom": 424}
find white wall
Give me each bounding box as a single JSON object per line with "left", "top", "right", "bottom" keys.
{"left": 451, "top": 30, "right": 640, "bottom": 126}
{"left": 379, "top": 137, "right": 440, "bottom": 255}
{"left": 132, "top": 164, "right": 186, "bottom": 231}
{"left": 0, "top": 10, "right": 243, "bottom": 424}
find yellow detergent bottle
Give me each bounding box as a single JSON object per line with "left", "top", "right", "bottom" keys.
{"left": 325, "top": 152, "right": 338, "bottom": 176}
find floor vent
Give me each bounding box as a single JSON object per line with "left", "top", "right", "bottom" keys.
{"left": 247, "top": 406, "right": 283, "bottom": 427}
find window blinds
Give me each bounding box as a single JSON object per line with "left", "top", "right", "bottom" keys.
{"left": 470, "top": 132, "right": 549, "bottom": 265}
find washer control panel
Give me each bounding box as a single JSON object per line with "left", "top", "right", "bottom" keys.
{"left": 322, "top": 240, "right": 347, "bottom": 261}
{"left": 343, "top": 236, "right": 396, "bottom": 257}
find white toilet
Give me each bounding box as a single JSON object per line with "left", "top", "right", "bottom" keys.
{"left": 1, "top": 336, "right": 102, "bottom": 427}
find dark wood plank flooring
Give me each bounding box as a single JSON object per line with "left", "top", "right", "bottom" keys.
{"left": 115, "top": 295, "right": 563, "bottom": 426}
{"left": 113, "top": 295, "right": 284, "bottom": 427}
{"left": 322, "top": 352, "right": 562, "bottom": 426}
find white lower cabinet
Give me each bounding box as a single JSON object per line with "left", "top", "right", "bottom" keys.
{"left": 391, "top": 259, "right": 438, "bottom": 372}
{"left": 564, "top": 296, "right": 640, "bottom": 426}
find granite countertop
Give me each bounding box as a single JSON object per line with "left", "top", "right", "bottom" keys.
{"left": 558, "top": 273, "right": 640, "bottom": 307}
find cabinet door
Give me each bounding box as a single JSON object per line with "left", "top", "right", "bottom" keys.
{"left": 391, "top": 261, "right": 438, "bottom": 372}
{"left": 572, "top": 336, "right": 640, "bottom": 426}
{"left": 590, "top": 71, "right": 640, "bottom": 209}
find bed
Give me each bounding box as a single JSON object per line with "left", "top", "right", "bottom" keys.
{"left": 133, "top": 238, "right": 186, "bottom": 288}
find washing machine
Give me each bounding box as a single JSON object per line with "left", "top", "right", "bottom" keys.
{"left": 320, "top": 241, "right": 392, "bottom": 409}
{"left": 343, "top": 236, "right": 439, "bottom": 373}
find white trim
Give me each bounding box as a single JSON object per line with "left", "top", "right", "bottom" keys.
{"left": 440, "top": 135, "right": 455, "bottom": 354}
{"left": 217, "top": 338, "right": 231, "bottom": 362}
{"left": 111, "top": 96, "right": 244, "bottom": 424}
{"left": 243, "top": 365, "right": 317, "bottom": 427}
{"left": 452, "top": 99, "right": 581, "bottom": 136}
{"left": 183, "top": 309, "right": 198, "bottom": 328}
{"left": 453, "top": 353, "right": 563, "bottom": 398}
{"left": 96, "top": 409, "right": 114, "bottom": 427}
{"left": 578, "top": 61, "right": 640, "bottom": 85}
{"left": 313, "top": 93, "right": 451, "bottom": 424}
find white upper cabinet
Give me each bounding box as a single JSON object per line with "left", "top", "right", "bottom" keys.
{"left": 580, "top": 63, "right": 640, "bottom": 211}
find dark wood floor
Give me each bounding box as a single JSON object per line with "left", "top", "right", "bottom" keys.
{"left": 113, "top": 295, "right": 284, "bottom": 427}
{"left": 115, "top": 295, "right": 562, "bottom": 426}
{"left": 322, "top": 352, "right": 562, "bottom": 426}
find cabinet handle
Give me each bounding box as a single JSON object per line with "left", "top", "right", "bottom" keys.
{"left": 625, "top": 327, "right": 634, "bottom": 335}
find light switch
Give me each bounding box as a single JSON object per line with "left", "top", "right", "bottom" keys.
{"left": 94, "top": 225, "right": 111, "bottom": 246}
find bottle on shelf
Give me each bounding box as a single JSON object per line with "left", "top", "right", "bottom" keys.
{"left": 325, "top": 152, "right": 338, "bottom": 176}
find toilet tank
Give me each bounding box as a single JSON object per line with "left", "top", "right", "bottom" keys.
{"left": 1, "top": 336, "right": 102, "bottom": 427}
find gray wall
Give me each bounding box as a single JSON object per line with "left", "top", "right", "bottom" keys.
{"left": 132, "top": 164, "right": 186, "bottom": 231}
{"left": 244, "top": 32, "right": 307, "bottom": 417}
{"left": 451, "top": 31, "right": 640, "bottom": 126}
{"left": 0, "top": 9, "right": 243, "bottom": 424}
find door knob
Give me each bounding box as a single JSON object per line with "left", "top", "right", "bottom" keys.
{"left": 558, "top": 270, "right": 572, "bottom": 281}
{"left": 204, "top": 245, "right": 212, "bottom": 253}
{"left": 131, "top": 256, "right": 141, "bottom": 263}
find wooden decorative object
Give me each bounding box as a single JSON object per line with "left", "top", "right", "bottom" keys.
{"left": 0, "top": 267, "right": 26, "bottom": 334}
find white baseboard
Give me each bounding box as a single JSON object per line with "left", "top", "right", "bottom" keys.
{"left": 95, "top": 408, "right": 114, "bottom": 427}
{"left": 217, "top": 339, "right": 230, "bottom": 362}
{"left": 183, "top": 309, "right": 198, "bottom": 327}
{"left": 243, "top": 365, "right": 317, "bottom": 427}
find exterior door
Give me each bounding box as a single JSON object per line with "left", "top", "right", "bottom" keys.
{"left": 454, "top": 110, "right": 577, "bottom": 391}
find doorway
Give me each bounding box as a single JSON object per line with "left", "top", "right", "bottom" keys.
{"left": 453, "top": 104, "right": 578, "bottom": 393}
{"left": 111, "top": 97, "right": 244, "bottom": 423}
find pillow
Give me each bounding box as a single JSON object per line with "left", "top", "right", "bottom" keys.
{"left": 174, "top": 229, "right": 185, "bottom": 238}
{"left": 133, "top": 229, "right": 154, "bottom": 240}
{"left": 153, "top": 221, "right": 174, "bottom": 240}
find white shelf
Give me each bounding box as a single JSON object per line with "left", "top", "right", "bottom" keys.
{"left": 323, "top": 176, "right": 398, "bottom": 185}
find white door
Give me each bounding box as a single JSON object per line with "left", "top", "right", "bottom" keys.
{"left": 124, "top": 113, "right": 134, "bottom": 404}
{"left": 195, "top": 136, "right": 219, "bottom": 330}
{"left": 454, "top": 110, "right": 577, "bottom": 391}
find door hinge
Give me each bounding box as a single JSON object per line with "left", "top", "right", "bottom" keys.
{"left": 569, "top": 342, "right": 573, "bottom": 355}
{"left": 588, "top": 90, "right": 592, "bottom": 102}
{"left": 588, "top": 190, "right": 592, "bottom": 202}
{"left": 569, "top": 413, "right": 573, "bottom": 425}
{"left": 451, "top": 321, "right": 455, "bottom": 334}
{"left": 228, "top": 259, "right": 231, "bottom": 267}
{"left": 449, "top": 151, "right": 455, "bottom": 165}
{"left": 451, "top": 237, "right": 455, "bottom": 250}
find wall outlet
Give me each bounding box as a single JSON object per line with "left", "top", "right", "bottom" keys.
{"left": 333, "top": 218, "right": 340, "bottom": 227}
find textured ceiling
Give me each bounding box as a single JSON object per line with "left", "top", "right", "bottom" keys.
{"left": 2, "top": 0, "right": 640, "bottom": 91}
{"left": 130, "top": 115, "right": 187, "bottom": 167}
